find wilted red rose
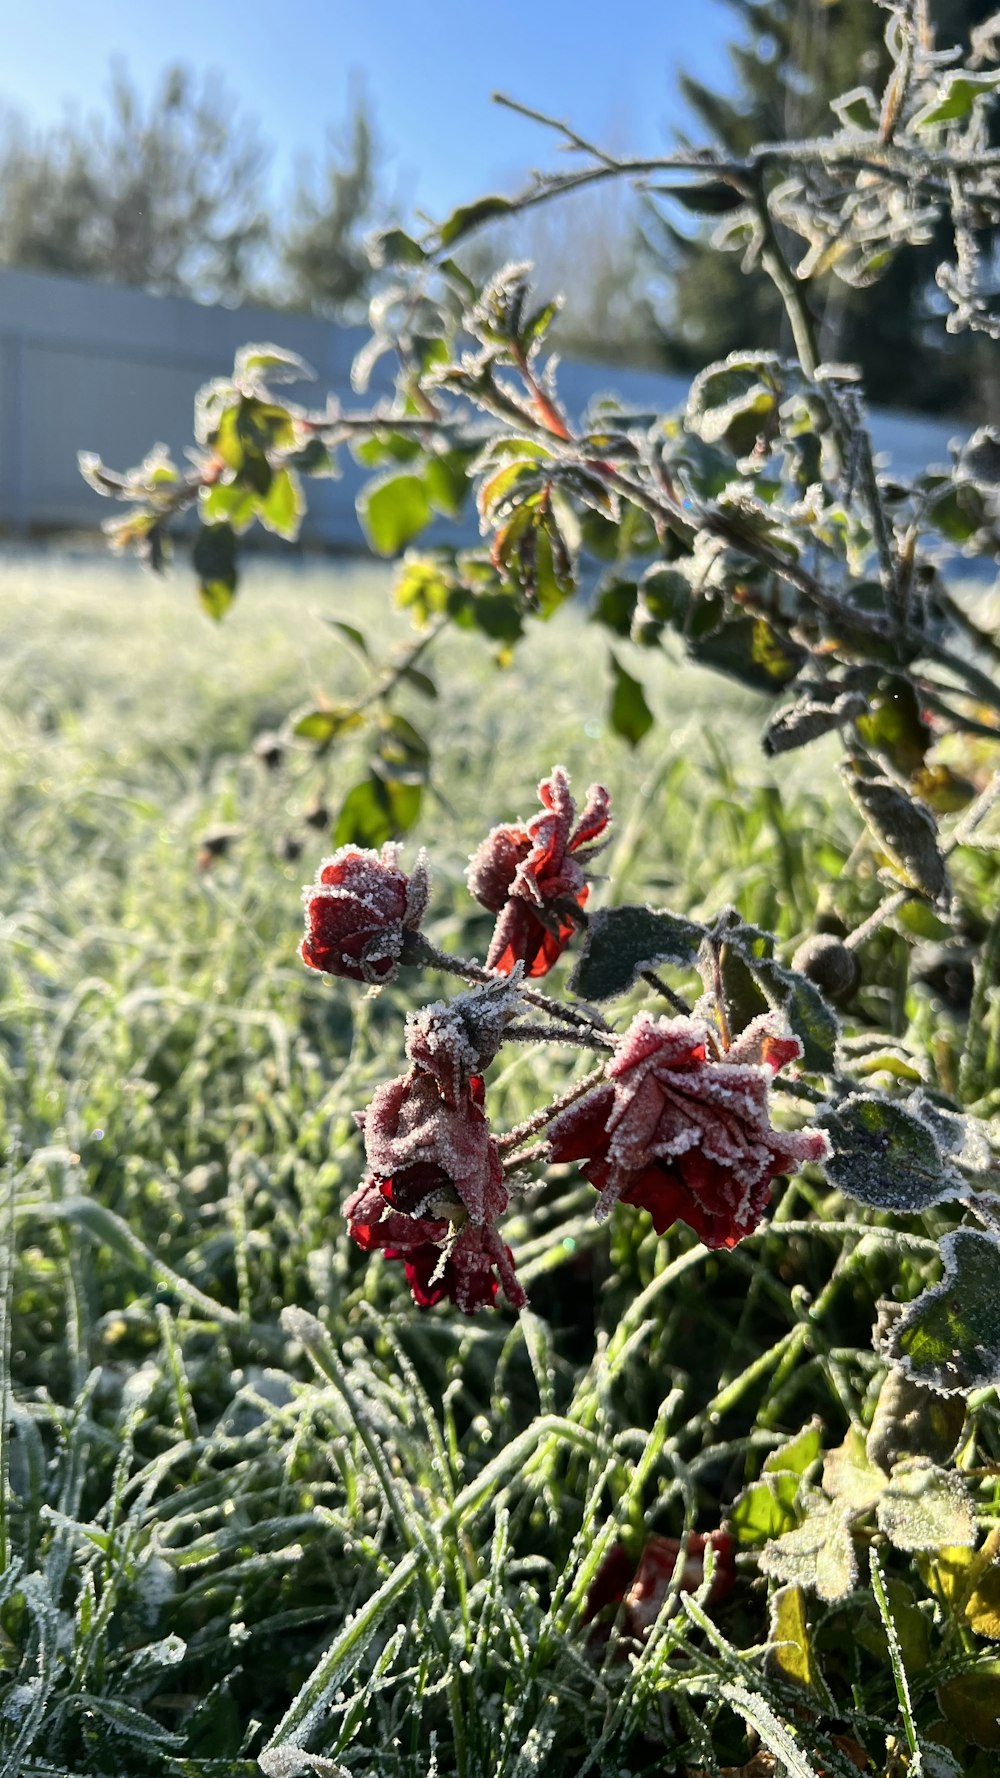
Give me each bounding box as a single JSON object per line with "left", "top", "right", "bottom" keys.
{"left": 583, "top": 1531, "right": 736, "bottom": 1641}
{"left": 300, "top": 843, "right": 428, "bottom": 984}
{"left": 363, "top": 1068, "right": 508, "bottom": 1225}
{"left": 547, "top": 1011, "right": 830, "bottom": 1249}
{"left": 344, "top": 1176, "right": 523, "bottom": 1313}
{"left": 467, "top": 765, "right": 610, "bottom": 978}
{"left": 347, "top": 995, "right": 526, "bottom": 1313}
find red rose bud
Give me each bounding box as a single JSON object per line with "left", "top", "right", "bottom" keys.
{"left": 300, "top": 843, "right": 428, "bottom": 984}
{"left": 467, "top": 765, "right": 611, "bottom": 978}
{"left": 548, "top": 1011, "right": 830, "bottom": 1249}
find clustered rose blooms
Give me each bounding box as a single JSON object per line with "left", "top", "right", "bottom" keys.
{"left": 583, "top": 1531, "right": 736, "bottom": 1644}
{"left": 343, "top": 982, "right": 526, "bottom": 1314}
{"left": 547, "top": 1010, "right": 831, "bottom": 1250}
{"left": 467, "top": 765, "right": 611, "bottom": 977}
{"left": 300, "top": 842, "right": 427, "bottom": 984}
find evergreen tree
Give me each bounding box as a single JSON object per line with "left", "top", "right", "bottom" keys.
{"left": 654, "top": 0, "right": 998, "bottom": 415}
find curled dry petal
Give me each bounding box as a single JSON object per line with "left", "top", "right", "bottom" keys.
{"left": 547, "top": 1010, "right": 830, "bottom": 1249}
{"left": 300, "top": 843, "right": 428, "bottom": 985}
{"left": 466, "top": 764, "right": 611, "bottom": 978}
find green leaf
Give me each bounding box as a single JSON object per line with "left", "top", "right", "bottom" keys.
{"left": 759, "top": 1489, "right": 857, "bottom": 1603}
{"left": 199, "top": 479, "right": 259, "bottom": 532}
{"left": 688, "top": 615, "right": 804, "bottom": 693}
{"left": 891, "top": 1229, "right": 1000, "bottom": 1395}
{"left": 334, "top": 776, "right": 423, "bottom": 847}
{"left": 399, "top": 665, "right": 438, "bottom": 700}
{"left": 257, "top": 466, "right": 303, "bottom": 540}
{"left": 751, "top": 956, "right": 839, "bottom": 1072}
{"left": 322, "top": 618, "right": 371, "bottom": 657}
{"left": 843, "top": 759, "right": 949, "bottom": 901}
{"left": 375, "top": 714, "right": 430, "bottom": 784}
{"left": 936, "top": 1661, "right": 1000, "bottom": 1749}
{"left": 818, "top": 1093, "right": 956, "bottom": 1212}
{"left": 354, "top": 431, "right": 423, "bottom": 468}
{"left": 960, "top": 426, "right": 1000, "bottom": 490}
{"left": 590, "top": 579, "right": 638, "bottom": 639}
{"left": 234, "top": 343, "right": 313, "bottom": 388}
{"left": 730, "top": 1473, "right": 801, "bottom": 1545}
{"left": 854, "top": 678, "right": 932, "bottom": 778}
{"left": 438, "top": 193, "right": 513, "bottom": 247}
{"left": 192, "top": 524, "right": 238, "bottom": 622}
{"left": 877, "top": 1460, "right": 976, "bottom": 1552}
{"left": 394, "top": 555, "right": 454, "bottom": 627}
{"left": 913, "top": 71, "right": 1000, "bottom": 129}
{"left": 767, "top": 1586, "right": 821, "bottom": 1694}
{"left": 291, "top": 705, "right": 365, "bottom": 745}
{"left": 763, "top": 691, "right": 867, "bottom": 757}
{"left": 285, "top": 435, "right": 339, "bottom": 478}
{"left": 764, "top": 1421, "right": 824, "bottom": 1480}
{"left": 358, "top": 473, "right": 433, "bottom": 556}
{"left": 658, "top": 179, "right": 746, "bottom": 215}
{"left": 866, "top": 1369, "right": 966, "bottom": 1472}
{"left": 608, "top": 653, "right": 654, "bottom": 748}
{"left": 424, "top": 451, "right": 470, "bottom": 520}
{"left": 687, "top": 352, "right": 786, "bottom": 453}
{"left": 368, "top": 225, "right": 427, "bottom": 267}
{"left": 636, "top": 565, "right": 691, "bottom": 629}
{"left": 567, "top": 903, "right": 705, "bottom": 1002}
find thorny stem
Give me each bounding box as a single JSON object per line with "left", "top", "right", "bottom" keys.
{"left": 505, "top": 1020, "right": 615, "bottom": 1052}
{"left": 502, "top": 1140, "right": 551, "bottom": 1175}
{"left": 844, "top": 888, "right": 913, "bottom": 953}
{"left": 402, "top": 934, "right": 612, "bottom": 1033}
{"left": 496, "top": 1062, "right": 608, "bottom": 1153}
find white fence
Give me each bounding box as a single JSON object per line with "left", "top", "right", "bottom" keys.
{"left": 0, "top": 263, "right": 968, "bottom": 549}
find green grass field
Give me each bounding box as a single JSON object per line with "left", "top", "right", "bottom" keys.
{"left": 2, "top": 546, "right": 997, "bottom": 1778}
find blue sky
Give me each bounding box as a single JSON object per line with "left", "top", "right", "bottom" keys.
{"left": 1, "top": 1, "right": 735, "bottom": 221}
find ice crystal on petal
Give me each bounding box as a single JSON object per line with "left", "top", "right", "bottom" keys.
{"left": 363, "top": 1071, "right": 508, "bottom": 1225}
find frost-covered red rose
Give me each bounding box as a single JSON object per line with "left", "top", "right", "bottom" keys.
{"left": 300, "top": 842, "right": 427, "bottom": 984}
{"left": 547, "top": 1011, "right": 830, "bottom": 1249}
{"left": 467, "top": 765, "right": 610, "bottom": 978}
{"left": 345, "top": 990, "right": 526, "bottom": 1313}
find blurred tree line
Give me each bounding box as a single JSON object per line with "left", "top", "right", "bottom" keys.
{"left": 0, "top": 62, "right": 377, "bottom": 316}
{"left": 0, "top": 4, "right": 995, "bottom": 415}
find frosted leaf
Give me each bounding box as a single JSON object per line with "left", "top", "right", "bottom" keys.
{"left": 567, "top": 903, "right": 704, "bottom": 1002}
{"left": 822, "top": 1426, "right": 887, "bottom": 1512}
{"left": 876, "top": 1459, "right": 976, "bottom": 1551}
{"left": 759, "top": 1490, "right": 858, "bottom": 1603}
{"left": 890, "top": 1227, "right": 1000, "bottom": 1395}
{"left": 818, "top": 1092, "right": 963, "bottom": 1212}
